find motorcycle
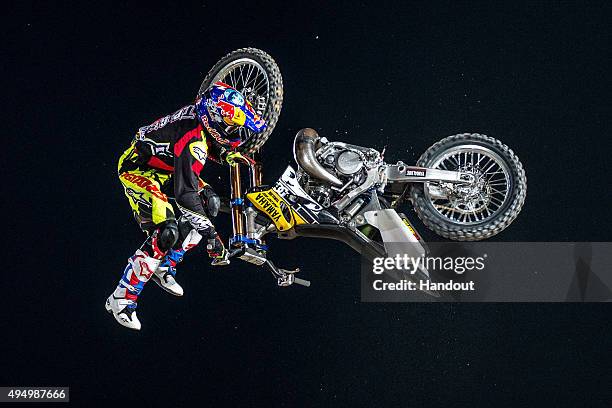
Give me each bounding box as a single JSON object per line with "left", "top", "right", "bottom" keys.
{"left": 197, "top": 48, "right": 527, "bottom": 294}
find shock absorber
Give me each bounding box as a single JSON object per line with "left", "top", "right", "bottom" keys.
{"left": 344, "top": 197, "right": 365, "bottom": 219}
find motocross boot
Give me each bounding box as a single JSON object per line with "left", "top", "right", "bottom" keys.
{"left": 105, "top": 249, "right": 161, "bottom": 330}
{"left": 151, "top": 248, "right": 185, "bottom": 296}
{"left": 151, "top": 228, "right": 202, "bottom": 296}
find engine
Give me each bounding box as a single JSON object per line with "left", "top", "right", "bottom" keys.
{"left": 293, "top": 128, "right": 383, "bottom": 212}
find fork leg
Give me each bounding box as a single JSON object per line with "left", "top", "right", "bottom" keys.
{"left": 229, "top": 164, "right": 245, "bottom": 245}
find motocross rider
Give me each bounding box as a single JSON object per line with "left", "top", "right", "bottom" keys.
{"left": 106, "top": 82, "right": 266, "bottom": 330}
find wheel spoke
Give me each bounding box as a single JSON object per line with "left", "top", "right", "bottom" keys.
{"left": 489, "top": 187, "right": 508, "bottom": 195}
{"left": 243, "top": 65, "right": 255, "bottom": 92}
{"left": 253, "top": 75, "right": 268, "bottom": 94}
{"left": 237, "top": 65, "right": 245, "bottom": 88}
{"left": 476, "top": 153, "right": 485, "bottom": 166}
{"left": 482, "top": 160, "right": 499, "bottom": 174}
{"left": 450, "top": 155, "right": 461, "bottom": 167}
{"left": 229, "top": 68, "right": 237, "bottom": 87}
{"left": 489, "top": 196, "right": 505, "bottom": 206}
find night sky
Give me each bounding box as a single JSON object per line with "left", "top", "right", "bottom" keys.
{"left": 5, "top": 2, "right": 611, "bottom": 406}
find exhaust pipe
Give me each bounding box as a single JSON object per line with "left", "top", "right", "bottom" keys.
{"left": 293, "top": 128, "right": 343, "bottom": 186}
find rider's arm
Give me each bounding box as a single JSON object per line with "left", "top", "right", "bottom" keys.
{"left": 202, "top": 134, "right": 227, "bottom": 165}
{"left": 201, "top": 127, "right": 252, "bottom": 166}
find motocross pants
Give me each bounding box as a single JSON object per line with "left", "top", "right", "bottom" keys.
{"left": 116, "top": 148, "right": 209, "bottom": 302}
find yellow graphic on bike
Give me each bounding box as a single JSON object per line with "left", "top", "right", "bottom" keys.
{"left": 246, "top": 188, "right": 306, "bottom": 231}
{"left": 401, "top": 216, "right": 421, "bottom": 240}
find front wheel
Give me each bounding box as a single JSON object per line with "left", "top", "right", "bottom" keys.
{"left": 197, "top": 48, "right": 283, "bottom": 154}
{"left": 410, "top": 133, "right": 527, "bottom": 241}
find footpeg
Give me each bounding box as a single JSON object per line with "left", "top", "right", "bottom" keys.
{"left": 238, "top": 247, "right": 267, "bottom": 265}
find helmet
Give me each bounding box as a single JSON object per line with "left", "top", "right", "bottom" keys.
{"left": 195, "top": 81, "right": 266, "bottom": 148}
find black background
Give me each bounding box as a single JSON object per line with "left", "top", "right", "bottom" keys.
{"left": 5, "top": 1, "right": 611, "bottom": 406}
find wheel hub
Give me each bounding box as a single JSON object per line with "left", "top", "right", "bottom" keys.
{"left": 449, "top": 165, "right": 490, "bottom": 213}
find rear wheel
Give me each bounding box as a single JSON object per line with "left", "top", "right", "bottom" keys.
{"left": 197, "top": 48, "right": 283, "bottom": 154}
{"left": 410, "top": 133, "right": 527, "bottom": 241}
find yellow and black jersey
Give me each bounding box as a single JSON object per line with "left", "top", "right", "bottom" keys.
{"left": 118, "top": 105, "right": 227, "bottom": 232}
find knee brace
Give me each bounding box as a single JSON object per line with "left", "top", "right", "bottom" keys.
{"left": 200, "top": 186, "right": 220, "bottom": 217}
{"left": 157, "top": 220, "right": 179, "bottom": 252}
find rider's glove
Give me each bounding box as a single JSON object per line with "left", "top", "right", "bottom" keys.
{"left": 199, "top": 185, "right": 220, "bottom": 218}
{"left": 206, "top": 233, "right": 227, "bottom": 260}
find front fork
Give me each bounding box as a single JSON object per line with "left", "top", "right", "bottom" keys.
{"left": 229, "top": 160, "right": 246, "bottom": 244}
{"left": 228, "top": 153, "right": 263, "bottom": 247}
{"left": 227, "top": 154, "right": 309, "bottom": 287}
{"left": 227, "top": 154, "right": 268, "bottom": 263}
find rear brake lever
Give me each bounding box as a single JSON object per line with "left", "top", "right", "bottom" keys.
{"left": 228, "top": 248, "right": 243, "bottom": 259}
